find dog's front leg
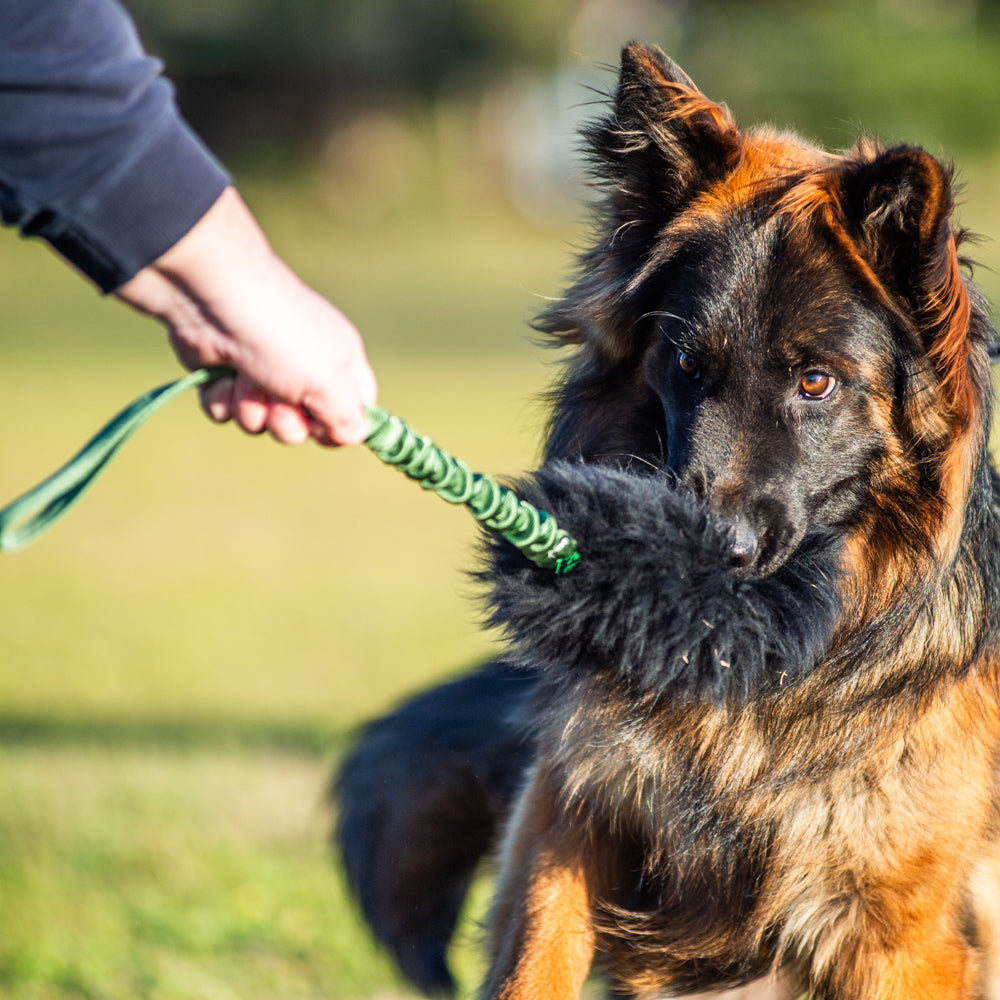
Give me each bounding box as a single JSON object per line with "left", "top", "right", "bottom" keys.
{"left": 482, "top": 763, "right": 598, "bottom": 1000}
{"left": 816, "top": 915, "right": 977, "bottom": 1000}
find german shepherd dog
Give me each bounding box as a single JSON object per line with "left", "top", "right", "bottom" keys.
{"left": 335, "top": 44, "right": 1000, "bottom": 999}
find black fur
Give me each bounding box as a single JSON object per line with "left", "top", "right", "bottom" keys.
{"left": 482, "top": 462, "right": 843, "bottom": 703}
{"left": 333, "top": 661, "right": 536, "bottom": 996}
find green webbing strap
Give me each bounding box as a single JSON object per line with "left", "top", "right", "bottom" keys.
{"left": 0, "top": 367, "right": 227, "bottom": 554}
{"left": 0, "top": 367, "right": 580, "bottom": 573}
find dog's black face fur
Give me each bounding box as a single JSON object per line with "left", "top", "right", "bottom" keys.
{"left": 645, "top": 210, "right": 899, "bottom": 575}
{"left": 537, "top": 47, "right": 994, "bottom": 594}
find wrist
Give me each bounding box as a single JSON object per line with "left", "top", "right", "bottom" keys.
{"left": 118, "top": 186, "right": 282, "bottom": 319}
{"left": 156, "top": 187, "right": 276, "bottom": 293}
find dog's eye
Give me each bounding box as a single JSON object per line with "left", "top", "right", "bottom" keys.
{"left": 800, "top": 372, "right": 836, "bottom": 400}
{"left": 677, "top": 351, "right": 700, "bottom": 380}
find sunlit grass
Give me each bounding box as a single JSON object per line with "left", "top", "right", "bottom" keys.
{"left": 0, "top": 747, "right": 430, "bottom": 999}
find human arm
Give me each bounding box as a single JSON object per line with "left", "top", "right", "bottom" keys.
{"left": 0, "top": 0, "right": 229, "bottom": 292}
{"left": 0, "top": 0, "right": 374, "bottom": 445}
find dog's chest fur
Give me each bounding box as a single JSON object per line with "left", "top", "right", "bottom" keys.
{"left": 535, "top": 670, "right": 1000, "bottom": 984}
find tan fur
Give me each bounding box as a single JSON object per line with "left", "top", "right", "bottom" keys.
{"left": 485, "top": 765, "right": 599, "bottom": 1000}
{"left": 486, "top": 670, "right": 1000, "bottom": 998}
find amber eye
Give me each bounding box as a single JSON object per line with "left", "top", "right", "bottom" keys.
{"left": 800, "top": 372, "right": 836, "bottom": 400}
{"left": 677, "top": 351, "right": 700, "bottom": 379}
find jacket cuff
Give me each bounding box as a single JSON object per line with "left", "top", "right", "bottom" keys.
{"left": 35, "top": 111, "right": 230, "bottom": 293}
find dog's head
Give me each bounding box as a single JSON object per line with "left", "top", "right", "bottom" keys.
{"left": 541, "top": 44, "right": 992, "bottom": 580}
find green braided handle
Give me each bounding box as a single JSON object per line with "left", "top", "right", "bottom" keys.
{"left": 364, "top": 406, "right": 579, "bottom": 573}
{"left": 0, "top": 368, "right": 580, "bottom": 572}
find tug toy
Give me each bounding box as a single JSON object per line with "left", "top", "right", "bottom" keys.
{"left": 0, "top": 367, "right": 579, "bottom": 573}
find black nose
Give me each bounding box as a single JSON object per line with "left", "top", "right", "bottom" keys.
{"left": 727, "top": 517, "right": 759, "bottom": 568}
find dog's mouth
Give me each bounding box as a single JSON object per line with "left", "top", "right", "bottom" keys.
{"left": 482, "top": 461, "right": 845, "bottom": 702}
{"left": 667, "top": 463, "right": 809, "bottom": 578}
{"left": 656, "top": 470, "right": 806, "bottom": 578}
{"left": 715, "top": 511, "right": 806, "bottom": 578}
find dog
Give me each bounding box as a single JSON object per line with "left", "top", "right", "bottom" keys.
{"left": 334, "top": 43, "right": 1000, "bottom": 999}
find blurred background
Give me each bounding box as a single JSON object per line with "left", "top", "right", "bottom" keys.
{"left": 1, "top": 1, "right": 998, "bottom": 997}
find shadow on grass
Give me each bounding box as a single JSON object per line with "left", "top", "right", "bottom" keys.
{"left": 0, "top": 713, "right": 348, "bottom": 756}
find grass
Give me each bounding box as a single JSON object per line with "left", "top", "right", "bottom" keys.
{"left": 0, "top": 189, "right": 563, "bottom": 998}
{"left": 1, "top": 138, "right": 999, "bottom": 997}
{"left": 0, "top": 748, "right": 402, "bottom": 1000}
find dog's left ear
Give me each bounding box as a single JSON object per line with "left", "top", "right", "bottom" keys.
{"left": 841, "top": 146, "right": 956, "bottom": 309}
{"left": 840, "top": 146, "right": 973, "bottom": 419}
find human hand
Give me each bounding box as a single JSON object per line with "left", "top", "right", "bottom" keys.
{"left": 117, "top": 187, "right": 376, "bottom": 446}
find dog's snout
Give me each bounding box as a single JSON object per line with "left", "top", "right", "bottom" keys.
{"left": 727, "top": 517, "right": 760, "bottom": 569}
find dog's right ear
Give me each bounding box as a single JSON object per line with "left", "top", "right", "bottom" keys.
{"left": 588, "top": 43, "right": 742, "bottom": 213}
{"left": 536, "top": 45, "right": 744, "bottom": 360}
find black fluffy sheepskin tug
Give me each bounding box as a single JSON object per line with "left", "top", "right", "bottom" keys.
{"left": 481, "top": 462, "right": 844, "bottom": 703}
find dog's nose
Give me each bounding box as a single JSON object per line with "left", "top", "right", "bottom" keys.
{"left": 727, "top": 517, "right": 759, "bottom": 568}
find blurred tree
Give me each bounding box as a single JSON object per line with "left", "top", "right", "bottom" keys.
{"left": 126, "top": 0, "right": 1000, "bottom": 171}
{"left": 678, "top": 0, "right": 1000, "bottom": 155}
{"left": 131, "top": 0, "right": 578, "bottom": 82}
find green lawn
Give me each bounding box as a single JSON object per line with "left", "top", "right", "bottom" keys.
{"left": 0, "top": 748, "right": 403, "bottom": 1000}
{"left": 0, "top": 190, "right": 564, "bottom": 999}
{"left": 1, "top": 159, "right": 998, "bottom": 999}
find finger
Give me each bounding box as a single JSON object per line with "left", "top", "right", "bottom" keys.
{"left": 233, "top": 375, "right": 270, "bottom": 435}
{"left": 306, "top": 415, "right": 338, "bottom": 449}
{"left": 306, "top": 365, "right": 377, "bottom": 448}
{"left": 266, "top": 402, "right": 311, "bottom": 445}
{"left": 331, "top": 408, "right": 370, "bottom": 447}
{"left": 308, "top": 405, "right": 368, "bottom": 447}
{"left": 199, "top": 374, "right": 235, "bottom": 423}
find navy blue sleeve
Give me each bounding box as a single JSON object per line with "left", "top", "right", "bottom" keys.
{"left": 0, "top": 0, "right": 231, "bottom": 292}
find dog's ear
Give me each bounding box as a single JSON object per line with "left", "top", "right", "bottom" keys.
{"left": 841, "top": 146, "right": 974, "bottom": 422}
{"left": 841, "top": 146, "right": 958, "bottom": 316}
{"left": 537, "top": 45, "right": 742, "bottom": 360}
{"left": 589, "top": 43, "right": 742, "bottom": 210}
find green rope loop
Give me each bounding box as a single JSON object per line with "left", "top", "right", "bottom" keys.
{"left": 0, "top": 368, "right": 580, "bottom": 573}
{"left": 0, "top": 367, "right": 227, "bottom": 553}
